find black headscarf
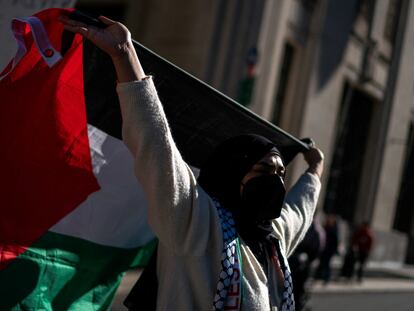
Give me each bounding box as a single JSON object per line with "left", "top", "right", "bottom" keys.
{"left": 198, "top": 134, "right": 277, "bottom": 210}
{"left": 198, "top": 134, "right": 283, "bottom": 264}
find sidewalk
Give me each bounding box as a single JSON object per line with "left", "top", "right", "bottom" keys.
{"left": 311, "top": 278, "right": 414, "bottom": 294}
{"left": 310, "top": 261, "right": 414, "bottom": 294}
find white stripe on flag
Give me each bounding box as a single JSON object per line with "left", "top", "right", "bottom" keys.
{"left": 50, "top": 125, "right": 154, "bottom": 248}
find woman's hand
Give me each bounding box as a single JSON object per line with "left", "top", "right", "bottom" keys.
{"left": 303, "top": 147, "right": 324, "bottom": 179}
{"left": 60, "top": 15, "right": 130, "bottom": 59}
{"left": 59, "top": 15, "right": 146, "bottom": 82}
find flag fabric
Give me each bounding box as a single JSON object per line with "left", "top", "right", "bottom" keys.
{"left": 82, "top": 36, "right": 309, "bottom": 168}
{"left": 0, "top": 8, "right": 155, "bottom": 310}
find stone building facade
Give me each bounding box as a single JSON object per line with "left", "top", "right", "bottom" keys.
{"left": 75, "top": 0, "right": 414, "bottom": 264}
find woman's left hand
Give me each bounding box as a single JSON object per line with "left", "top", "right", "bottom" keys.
{"left": 304, "top": 147, "right": 324, "bottom": 179}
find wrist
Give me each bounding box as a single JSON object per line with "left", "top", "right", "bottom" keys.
{"left": 111, "top": 44, "right": 146, "bottom": 82}
{"left": 306, "top": 164, "right": 323, "bottom": 179}
{"left": 110, "top": 41, "right": 135, "bottom": 63}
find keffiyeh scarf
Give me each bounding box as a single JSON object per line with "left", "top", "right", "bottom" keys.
{"left": 212, "top": 201, "right": 295, "bottom": 311}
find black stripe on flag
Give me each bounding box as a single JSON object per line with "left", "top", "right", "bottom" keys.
{"left": 82, "top": 39, "right": 308, "bottom": 168}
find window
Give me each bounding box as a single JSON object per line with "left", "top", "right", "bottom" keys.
{"left": 384, "top": 0, "right": 402, "bottom": 44}
{"left": 272, "top": 42, "right": 295, "bottom": 125}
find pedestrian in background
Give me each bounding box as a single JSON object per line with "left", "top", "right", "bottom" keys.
{"left": 351, "top": 221, "right": 374, "bottom": 282}
{"left": 340, "top": 221, "right": 374, "bottom": 283}
{"left": 289, "top": 215, "right": 326, "bottom": 310}
{"left": 314, "top": 214, "right": 339, "bottom": 284}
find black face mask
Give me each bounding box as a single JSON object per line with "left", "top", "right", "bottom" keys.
{"left": 240, "top": 174, "right": 286, "bottom": 221}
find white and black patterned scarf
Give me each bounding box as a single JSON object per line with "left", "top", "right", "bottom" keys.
{"left": 213, "top": 201, "right": 295, "bottom": 311}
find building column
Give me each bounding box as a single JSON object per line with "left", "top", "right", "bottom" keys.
{"left": 370, "top": 0, "right": 413, "bottom": 231}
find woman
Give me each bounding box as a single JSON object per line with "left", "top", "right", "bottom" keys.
{"left": 61, "top": 15, "right": 324, "bottom": 311}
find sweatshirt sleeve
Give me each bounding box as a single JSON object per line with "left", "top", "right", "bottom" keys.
{"left": 116, "top": 78, "right": 221, "bottom": 255}
{"left": 273, "top": 172, "right": 321, "bottom": 257}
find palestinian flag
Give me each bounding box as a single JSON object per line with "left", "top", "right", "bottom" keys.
{"left": 0, "top": 8, "right": 309, "bottom": 310}
{"left": 0, "top": 9, "right": 155, "bottom": 310}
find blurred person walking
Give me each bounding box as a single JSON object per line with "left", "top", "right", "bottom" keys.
{"left": 314, "top": 215, "right": 339, "bottom": 284}
{"left": 340, "top": 221, "right": 374, "bottom": 282}
{"left": 289, "top": 216, "right": 326, "bottom": 310}
{"left": 351, "top": 221, "right": 374, "bottom": 282}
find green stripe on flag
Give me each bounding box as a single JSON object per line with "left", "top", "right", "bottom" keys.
{"left": 0, "top": 231, "right": 156, "bottom": 310}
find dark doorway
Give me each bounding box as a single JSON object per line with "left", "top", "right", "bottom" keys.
{"left": 324, "top": 83, "right": 375, "bottom": 222}
{"left": 394, "top": 122, "right": 414, "bottom": 233}
{"left": 393, "top": 122, "right": 414, "bottom": 263}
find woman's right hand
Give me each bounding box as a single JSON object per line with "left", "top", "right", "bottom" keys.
{"left": 59, "top": 15, "right": 146, "bottom": 82}
{"left": 60, "top": 15, "right": 132, "bottom": 60}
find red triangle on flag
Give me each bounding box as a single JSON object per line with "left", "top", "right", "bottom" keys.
{"left": 0, "top": 9, "right": 100, "bottom": 269}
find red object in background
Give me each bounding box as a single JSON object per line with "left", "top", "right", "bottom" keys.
{"left": 0, "top": 8, "right": 99, "bottom": 269}
{"left": 352, "top": 225, "right": 374, "bottom": 253}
